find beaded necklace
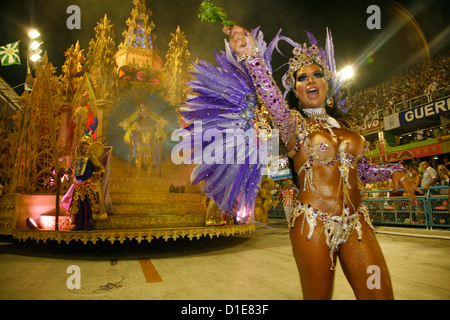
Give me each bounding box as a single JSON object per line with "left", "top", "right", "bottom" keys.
{"left": 303, "top": 107, "right": 328, "bottom": 119}
{"left": 302, "top": 108, "right": 340, "bottom": 136}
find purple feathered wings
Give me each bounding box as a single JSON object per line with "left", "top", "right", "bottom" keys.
{"left": 176, "top": 28, "right": 281, "bottom": 223}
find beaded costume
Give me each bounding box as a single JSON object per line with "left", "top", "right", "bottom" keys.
{"left": 290, "top": 202, "right": 373, "bottom": 268}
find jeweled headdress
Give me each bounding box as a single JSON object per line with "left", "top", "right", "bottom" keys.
{"left": 75, "top": 133, "right": 95, "bottom": 158}
{"left": 282, "top": 28, "right": 349, "bottom": 113}
{"left": 78, "top": 132, "right": 94, "bottom": 145}
{"left": 284, "top": 43, "right": 332, "bottom": 89}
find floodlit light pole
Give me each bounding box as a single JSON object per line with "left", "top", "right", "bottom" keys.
{"left": 28, "top": 29, "right": 43, "bottom": 66}
{"left": 26, "top": 28, "right": 43, "bottom": 90}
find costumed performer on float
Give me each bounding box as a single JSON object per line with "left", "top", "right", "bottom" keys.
{"left": 61, "top": 132, "right": 113, "bottom": 231}
{"left": 183, "top": 1, "right": 417, "bottom": 300}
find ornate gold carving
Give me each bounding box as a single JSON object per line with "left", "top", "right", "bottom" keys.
{"left": 0, "top": 194, "right": 17, "bottom": 235}
{"left": 93, "top": 213, "right": 206, "bottom": 229}
{"left": 110, "top": 203, "right": 206, "bottom": 215}
{"left": 110, "top": 192, "right": 203, "bottom": 204}
{"left": 11, "top": 224, "right": 256, "bottom": 244}
{"left": 117, "top": 0, "right": 161, "bottom": 71}
{"left": 8, "top": 54, "right": 64, "bottom": 194}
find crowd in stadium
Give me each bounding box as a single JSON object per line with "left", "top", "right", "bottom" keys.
{"left": 347, "top": 51, "right": 449, "bottom": 124}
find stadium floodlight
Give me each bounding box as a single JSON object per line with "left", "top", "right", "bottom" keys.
{"left": 30, "top": 40, "right": 41, "bottom": 51}
{"left": 28, "top": 29, "right": 40, "bottom": 39}
{"left": 28, "top": 30, "right": 43, "bottom": 65}
{"left": 30, "top": 53, "right": 42, "bottom": 62}
{"left": 338, "top": 66, "right": 355, "bottom": 81}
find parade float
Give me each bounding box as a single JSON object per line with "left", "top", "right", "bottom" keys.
{"left": 0, "top": 0, "right": 255, "bottom": 244}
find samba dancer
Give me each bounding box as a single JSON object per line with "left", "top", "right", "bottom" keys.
{"left": 223, "top": 25, "right": 416, "bottom": 299}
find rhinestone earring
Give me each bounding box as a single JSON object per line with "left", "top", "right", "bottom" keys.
{"left": 327, "top": 96, "right": 334, "bottom": 107}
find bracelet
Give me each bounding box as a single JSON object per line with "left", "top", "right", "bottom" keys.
{"left": 237, "top": 48, "right": 259, "bottom": 62}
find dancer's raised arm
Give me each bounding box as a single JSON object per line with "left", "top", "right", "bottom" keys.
{"left": 223, "top": 25, "right": 297, "bottom": 146}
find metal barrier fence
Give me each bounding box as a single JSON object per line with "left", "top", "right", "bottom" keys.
{"left": 269, "top": 186, "right": 449, "bottom": 229}
{"left": 364, "top": 185, "right": 449, "bottom": 229}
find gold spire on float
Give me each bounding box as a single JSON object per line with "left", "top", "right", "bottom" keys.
{"left": 116, "top": 0, "right": 164, "bottom": 93}
{"left": 85, "top": 14, "right": 118, "bottom": 101}
{"left": 119, "top": 0, "right": 156, "bottom": 50}
{"left": 60, "top": 41, "right": 85, "bottom": 104}
{"left": 68, "top": 14, "right": 118, "bottom": 150}
{"left": 162, "top": 26, "right": 193, "bottom": 107}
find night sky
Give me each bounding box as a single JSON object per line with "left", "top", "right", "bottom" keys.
{"left": 0, "top": 0, "right": 448, "bottom": 96}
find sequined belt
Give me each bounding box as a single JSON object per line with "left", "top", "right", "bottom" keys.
{"left": 289, "top": 201, "right": 374, "bottom": 270}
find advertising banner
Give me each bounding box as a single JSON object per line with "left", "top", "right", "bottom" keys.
{"left": 399, "top": 97, "right": 450, "bottom": 126}
{"left": 383, "top": 97, "right": 450, "bottom": 130}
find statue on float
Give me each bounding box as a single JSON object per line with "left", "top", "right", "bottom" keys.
{"left": 107, "top": 89, "right": 178, "bottom": 176}
{"left": 254, "top": 178, "right": 276, "bottom": 225}
{"left": 118, "top": 101, "right": 168, "bottom": 174}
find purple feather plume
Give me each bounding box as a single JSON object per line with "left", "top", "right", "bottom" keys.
{"left": 178, "top": 28, "right": 277, "bottom": 221}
